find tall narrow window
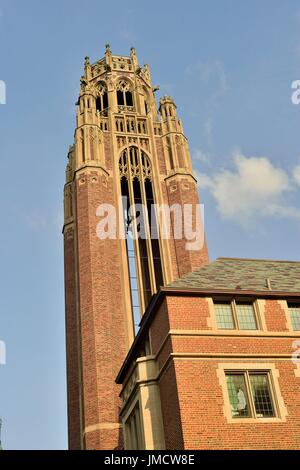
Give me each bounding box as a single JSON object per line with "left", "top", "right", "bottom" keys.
{"left": 121, "top": 178, "right": 142, "bottom": 333}
{"left": 117, "top": 90, "right": 124, "bottom": 106}
{"left": 120, "top": 147, "right": 164, "bottom": 327}
{"left": 145, "top": 179, "right": 163, "bottom": 289}
{"left": 116, "top": 80, "right": 134, "bottom": 109}
{"left": 95, "top": 82, "right": 108, "bottom": 114}
{"left": 125, "top": 90, "right": 133, "bottom": 107}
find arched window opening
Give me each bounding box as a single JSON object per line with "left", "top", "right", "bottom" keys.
{"left": 96, "top": 82, "right": 108, "bottom": 114}
{"left": 116, "top": 80, "right": 134, "bottom": 109}
{"left": 119, "top": 147, "right": 164, "bottom": 330}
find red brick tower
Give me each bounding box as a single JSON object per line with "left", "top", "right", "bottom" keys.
{"left": 63, "top": 45, "right": 209, "bottom": 450}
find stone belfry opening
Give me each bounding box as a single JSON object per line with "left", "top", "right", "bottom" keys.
{"left": 63, "top": 45, "right": 209, "bottom": 450}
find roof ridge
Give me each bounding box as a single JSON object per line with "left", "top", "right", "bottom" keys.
{"left": 216, "top": 257, "right": 300, "bottom": 264}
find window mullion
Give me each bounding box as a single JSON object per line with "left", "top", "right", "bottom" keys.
{"left": 266, "top": 372, "right": 278, "bottom": 418}
{"left": 253, "top": 301, "right": 260, "bottom": 329}
{"left": 245, "top": 371, "right": 256, "bottom": 419}
{"left": 232, "top": 300, "right": 239, "bottom": 330}
{"left": 127, "top": 156, "right": 145, "bottom": 315}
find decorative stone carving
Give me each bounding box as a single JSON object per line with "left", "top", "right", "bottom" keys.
{"left": 119, "top": 147, "right": 152, "bottom": 181}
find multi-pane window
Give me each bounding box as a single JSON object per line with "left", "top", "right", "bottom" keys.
{"left": 288, "top": 303, "right": 300, "bottom": 330}
{"left": 226, "top": 371, "right": 276, "bottom": 419}
{"left": 124, "top": 402, "right": 144, "bottom": 450}
{"left": 214, "top": 300, "right": 258, "bottom": 330}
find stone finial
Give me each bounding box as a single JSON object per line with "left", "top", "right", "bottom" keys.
{"left": 84, "top": 56, "right": 91, "bottom": 80}
{"left": 105, "top": 43, "right": 112, "bottom": 68}
{"left": 130, "top": 46, "right": 138, "bottom": 69}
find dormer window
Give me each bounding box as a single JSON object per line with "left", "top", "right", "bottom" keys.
{"left": 214, "top": 300, "right": 259, "bottom": 330}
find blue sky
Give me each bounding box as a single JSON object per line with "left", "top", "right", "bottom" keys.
{"left": 0, "top": 0, "right": 299, "bottom": 449}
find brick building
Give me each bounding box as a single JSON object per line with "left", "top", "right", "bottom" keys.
{"left": 63, "top": 46, "right": 300, "bottom": 450}
{"left": 116, "top": 258, "right": 300, "bottom": 449}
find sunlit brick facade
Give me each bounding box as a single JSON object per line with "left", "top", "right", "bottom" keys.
{"left": 116, "top": 258, "right": 300, "bottom": 449}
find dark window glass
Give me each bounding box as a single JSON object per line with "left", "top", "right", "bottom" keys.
{"left": 117, "top": 90, "right": 124, "bottom": 105}
{"left": 145, "top": 179, "right": 163, "bottom": 289}
{"left": 103, "top": 92, "right": 108, "bottom": 109}
{"left": 125, "top": 91, "right": 133, "bottom": 107}
{"left": 96, "top": 97, "right": 101, "bottom": 111}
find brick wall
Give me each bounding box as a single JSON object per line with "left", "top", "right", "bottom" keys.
{"left": 172, "top": 360, "right": 300, "bottom": 449}
{"left": 65, "top": 165, "right": 130, "bottom": 449}
{"left": 64, "top": 226, "right": 82, "bottom": 450}
{"left": 165, "top": 178, "right": 209, "bottom": 278}
{"left": 148, "top": 295, "right": 300, "bottom": 449}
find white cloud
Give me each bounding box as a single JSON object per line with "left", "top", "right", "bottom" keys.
{"left": 293, "top": 164, "right": 300, "bottom": 185}
{"left": 192, "top": 148, "right": 210, "bottom": 164}
{"left": 197, "top": 151, "right": 300, "bottom": 225}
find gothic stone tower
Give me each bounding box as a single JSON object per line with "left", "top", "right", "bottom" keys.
{"left": 63, "top": 45, "right": 209, "bottom": 450}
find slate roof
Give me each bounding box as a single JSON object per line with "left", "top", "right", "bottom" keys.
{"left": 169, "top": 257, "right": 300, "bottom": 293}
